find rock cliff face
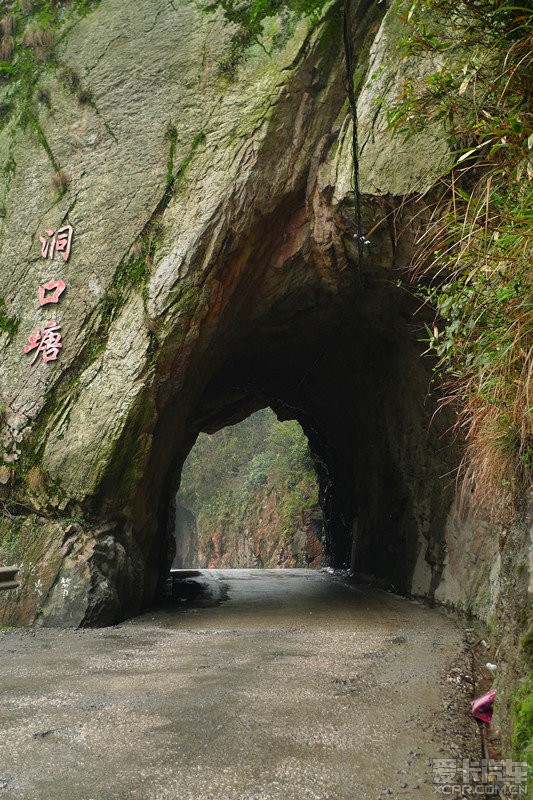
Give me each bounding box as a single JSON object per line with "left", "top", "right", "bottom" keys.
{"left": 171, "top": 504, "right": 199, "bottom": 570}
{"left": 172, "top": 410, "right": 324, "bottom": 570}
{"left": 177, "top": 503, "right": 324, "bottom": 571}
{"left": 0, "top": 0, "right": 530, "bottom": 652}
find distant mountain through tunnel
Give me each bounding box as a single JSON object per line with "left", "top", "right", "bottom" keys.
{"left": 173, "top": 409, "right": 324, "bottom": 570}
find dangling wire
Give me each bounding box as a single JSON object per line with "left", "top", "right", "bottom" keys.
{"left": 342, "top": 0, "right": 366, "bottom": 278}
{"left": 292, "top": 0, "right": 369, "bottom": 394}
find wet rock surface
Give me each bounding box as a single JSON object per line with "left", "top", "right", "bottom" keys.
{"left": 0, "top": 570, "right": 478, "bottom": 800}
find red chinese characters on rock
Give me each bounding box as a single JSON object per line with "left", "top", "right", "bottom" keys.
{"left": 23, "top": 321, "right": 63, "bottom": 364}
{"left": 38, "top": 279, "right": 66, "bottom": 306}
{"left": 39, "top": 225, "right": 73, "bottom": 262}
{"left": 22, "top": 224, "right": 73, "bottom": 366}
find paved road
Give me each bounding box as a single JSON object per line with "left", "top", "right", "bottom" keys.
{"left": 0, "top": 569, "right": 474, "bottom": 800}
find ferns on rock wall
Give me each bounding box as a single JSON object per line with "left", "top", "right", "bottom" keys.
{"left": 390, "top": 0, "right": 533, "bottom": 516}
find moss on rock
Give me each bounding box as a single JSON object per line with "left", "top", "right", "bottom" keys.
{"left": 0, "top": 513, "right": 74, "bottom": 625}
{"left": 0, "top": 296, "right": 18, "bottom": 339}
{"left": 512, "top": 674, "right": 533, "bottom": 795}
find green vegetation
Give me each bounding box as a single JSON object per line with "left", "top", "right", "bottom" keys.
{"left": 177, "top": 409, "right": 321, "bottom": 564}
{"left": 389, "top": 6, "right": 532, "bottom": 786}
{"left": 522, "top": 629, "right": 533, "bottom": 667}
{"left": 389, "top": 0, "right": 533, "bottom": 515}
{"left": 514, "top": 631, "right": 533, "bottom": 790}
{"left": 512, "top": 675, "right": 533, "bottom": 788}
{"left": 0, "top": 297, "right": 19, "bottom": 339}
{"left": 204, "top": 0, "right": 330, "bottom": 38}
{"left": 0, "top": 0, "right": 101, "bottom": 202}
{"left": 172, "top": 130, "right": 206, "bottom": 189}
{"left": 115, "top": 230, "right": 159, "bottom": 293}
{"left": 201, "top": 0, "right": 331, "bottom": 75}
{"left": 0, "top": 514, "right": 24, "bottom": 565}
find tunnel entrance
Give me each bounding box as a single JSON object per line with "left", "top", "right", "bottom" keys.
{"left": 173, "top": 409, "right": 324, "bottom": 571}
{"left": 0, "top": 0, "right": 466, "bottom": 632}
{"left": 29, "top": 244, "right": 461, "bottom": 629}
{"left": 131, "top": 266, "right": 461, "bottom": 626}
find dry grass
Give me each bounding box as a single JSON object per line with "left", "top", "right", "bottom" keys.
{"left": 52, "top": 169, "right": 70, "bottom": 192}
{"left": 26, "top": 466, "right": 45, "bottom": 493}
{"left": 144, "top": 316, "right": 161, "bottom": 334}
{"left": 393, "top": 1, "right": 533, "bottom": 519}
{"left": 130, "top": 241, "right": 143, "bottom": 259}
{"left": 413, "top": 172, "right": 533, "bottom": 519}
{"left": 58, "top": 64, "right": 80, "bottom": 91}
{"left": 0, "top": 15, "right": 17, "bottom": 36}
{"left": 77, "top": 87, "right": 93, "bottom": 105}
{"left": 23, "top": 26, "right": 54, "bottom": 49}
{"left": 36, "top": 87, "right": 51, "bottom": 107}
{"left": 0, "top": 35, "right": 14, "bottom": 60}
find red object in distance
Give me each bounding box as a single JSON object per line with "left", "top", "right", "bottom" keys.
{"left": 471, "top": 689, "right": 497, "bottom": 724}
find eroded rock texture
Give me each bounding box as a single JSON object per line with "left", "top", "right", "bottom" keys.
{"left": 0, "top": 0, "right": 529, "bottom": 631}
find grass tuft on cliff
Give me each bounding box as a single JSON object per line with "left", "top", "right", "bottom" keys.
{"left": 389, "top": 0, "right": 533, "bottom": 517}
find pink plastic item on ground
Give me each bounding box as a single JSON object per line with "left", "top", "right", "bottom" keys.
{"left": 471, "top": 689, "right": 497, "bottom": 723}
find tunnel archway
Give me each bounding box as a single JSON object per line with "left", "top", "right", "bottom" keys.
{"left": 83, "top": 206, "right": 460, "bottom": 626}
{"left": 7, "top": 174, "right": 464, "bottom": 629}
{"left": 0, "top": 0, "right": 467, "bottom": 629}
{"left": 0, "top": 0, "right": 521, "bottom": 653}
{"left": 172, "top": 409, "right": 324, "bottom": 571}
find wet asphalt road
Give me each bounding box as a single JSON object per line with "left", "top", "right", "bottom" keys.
{"left": 0, "top": 569, "right": 473, "bottom": 800}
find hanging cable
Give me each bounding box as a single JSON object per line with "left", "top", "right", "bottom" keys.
{"left": 342, "top": 0, "right": 367, "bottom": 278}
{"left": 292, "top": 0, "right": 369, "bottom": 394}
